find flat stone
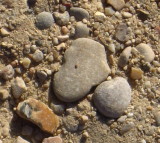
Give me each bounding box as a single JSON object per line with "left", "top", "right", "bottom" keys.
{"left": 53, "top": 11, "right": 70, "bottom": 26}
{"left": 16, "top": 98, "right": 59, "bottom": 134}
{"left": 118, "top": 46, "right": 132, "bottom": 67}
{"left": 11, "top": 77, "right": 27, "bottom": 99}
{"left": 115, "top": 23, "right": 131, "bottom": 42}
{"left": 93, "top": 77, "right": 131, "bottom": 118}
{"left": 15, "top": 136, "right": 30, "bottom": 143}
{"left": 106, "top": 0, "right": 125, "bottom": 11}
{"left": 136, "top": 43, "right": 155, "bottom": 62}
{"left": 42, "top": 136, "right": 62, "bottom": 143}
{"left": 70, "top": 7, "right": 89, "bottom": 21}
{"left": 74, "top": 22, "right": 89, "bottom": 38}
{"left": 130, "top": 67, "right": 144, "bottom": 80}
{"left": 53, "top": 38, "right": 110, "bottom": 102}
{"left": 36, "top": 12, "right": 54, "bottom": 30}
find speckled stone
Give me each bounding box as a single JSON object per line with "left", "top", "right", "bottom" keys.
{"left": 16, "top": 98, "right": 59, "bottom": 134}
{"left": 74, "top": 22, "right": 89, "bottom": 38}
{"left": 0, "top": 65, "right": 15, "bottom": 80}
{"left": 53, "top": 11, "right": 70, "bottom": 26}
{"left": 32, "top": 50, "right": 44, "bottom": 62}
{"left": 93, "top": 77, "right": 131, "bottom": 118}
{"left": 115, "top": 23, "right": 131, "bottom": 42}
{"left": 53, "top": 38, "right": 110, "bottom": 102}
{"left": 36, "top": 12, "right": 54, "bottom": 30}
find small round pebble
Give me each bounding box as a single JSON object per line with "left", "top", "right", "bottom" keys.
{"left": 22, "top": 58, "right": 31, "bottom": 69}
{"left": 93, "top": 77, "right": 131, "bottom": 118}
{"left": 32, "top": 50, "right": 44, "bottom": 62}
{"left": 36, "top": 11, "right": 54, "bottom": 30}
{"left": 136, "top": 43, "right": 155, "bottom": 62}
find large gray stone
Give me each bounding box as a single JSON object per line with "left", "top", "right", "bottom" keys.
{"left": 53, "top": 38, "right": 110, "bottom": 102}
{"left": 93, "top": 77, "right": 131, "bottom": 118}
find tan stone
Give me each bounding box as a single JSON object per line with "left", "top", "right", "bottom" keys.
{"left": 42, "top": 136, "right": 62, "bottom": 143}
{"left": 0, "top": 28, "right": 10, "bottom": 36}
{"left": 16, "top": 98, "right": 59, "bottom": 134}
{"left": 107, "top": 0, "right": 125, "bottom": 11}
{"left": 130, "top": 67, "right": 144, "bottom": 80}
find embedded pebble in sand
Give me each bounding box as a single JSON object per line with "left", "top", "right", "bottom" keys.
{"left": 11, "top": 77, "right": 27, "bottom": 99}
{"left": 70, "top": 7, "right": 89, "bottom": 21}
{"left": 36, "top": 11, "right": 54, "bottom": 30}
{"left": 93, "top": 77, "right": 131, "bottom": 118}
{"left": 136, "top": 43, "right": 155, "bottom": 63}
{"left": 74, "top": 22, "right": 89, "bottom": 38}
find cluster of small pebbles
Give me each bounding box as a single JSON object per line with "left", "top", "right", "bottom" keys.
{"left": 0, "top": 0, "right": 159, "bottom": 143}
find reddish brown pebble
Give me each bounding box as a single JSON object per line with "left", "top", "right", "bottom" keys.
{"left": 16, "top": 98, "right": 59, "bottom": 134}
{"left": 42, "top": 136, "right": 62, "bottom": 143}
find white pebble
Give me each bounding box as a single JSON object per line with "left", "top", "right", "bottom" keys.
{"left": 122, "top": 12, "right": 132, "bottom": 18}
